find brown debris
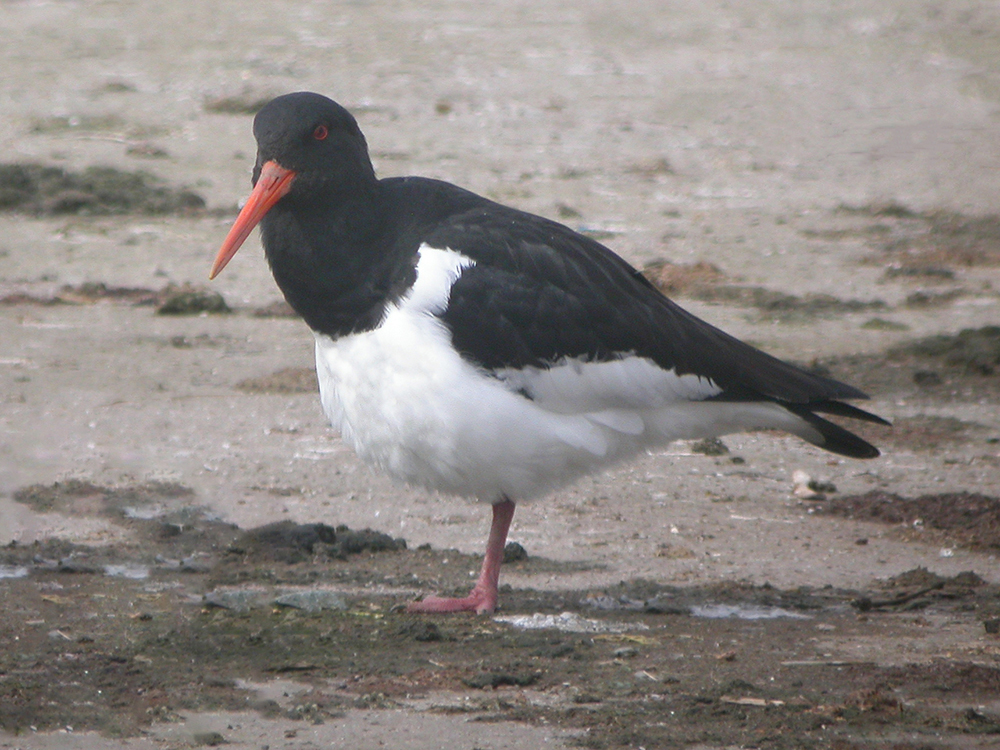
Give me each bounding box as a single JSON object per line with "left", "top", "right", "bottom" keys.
{"left": 816, "top": 490, "right": 1000, "bottom": 552}
{"left": 642, "top": 259, "right": 727, "bottom": 297}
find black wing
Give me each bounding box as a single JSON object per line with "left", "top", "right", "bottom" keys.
{"left": 427, "top": 203, "right": 865, "bottom": 403}
{"left": 393, "top": 180, "right": 887, "bottom": 458}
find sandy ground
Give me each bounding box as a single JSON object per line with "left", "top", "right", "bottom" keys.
{"left": 1, "top": 1, "right": 1000, "bottom": 748}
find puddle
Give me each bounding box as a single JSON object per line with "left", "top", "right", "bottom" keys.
{"left": 0, "top": 566, "right": 29, "bottom": 579}
{"left": 102, "top": 564, "right": 150, "bottom": 579}
{"left": 121, "top": 505, "right": 165, "bottom": 520}
{"left": 495, "top": 611, "right": 650, "bottom": 633}
{"left": 690, "top": 603, "right": 812, "bottom": 620}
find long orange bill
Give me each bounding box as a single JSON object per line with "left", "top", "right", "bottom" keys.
{"left": 209, "top": 160, "right": 297, "bottom": 279}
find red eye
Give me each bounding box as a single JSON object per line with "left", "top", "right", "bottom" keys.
{"left": 313, "top": 125, "right": 328, "bottom": 141}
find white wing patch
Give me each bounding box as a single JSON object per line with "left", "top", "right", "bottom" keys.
{"left": 404, "top": 243, "right": 475, "bottom": 314}
{"left": 495, "top": 355, "right": 724, "bottom": 412}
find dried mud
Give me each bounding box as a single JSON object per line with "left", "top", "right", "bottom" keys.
{"left": 2, "top": 474, "right": 1000, "bottom": 749}
{"left": 2, "top": 511, "right": 1000, "bottom": 749}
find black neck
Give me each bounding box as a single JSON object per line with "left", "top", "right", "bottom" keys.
{"left": 260, "top": 183, "right": 416, "bottom": 338}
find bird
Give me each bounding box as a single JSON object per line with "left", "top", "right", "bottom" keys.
{"left": 210, "top": 91, "right": 887, "bottom": 615}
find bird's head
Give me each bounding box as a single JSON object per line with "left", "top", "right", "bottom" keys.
{"left": 210, "top": 92, "right": 375, "bottom": 279}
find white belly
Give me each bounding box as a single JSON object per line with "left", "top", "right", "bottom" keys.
{"left": 311, "top": 245, "right": 814, "bottom": 502}
{"left": 313, "top": 310, "right": 635, "bottom": 502}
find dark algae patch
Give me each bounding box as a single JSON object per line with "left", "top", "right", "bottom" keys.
{"left": 225, "top": 521, "right": 406, "bottom": 564}
{"left": 0, "top": 162, "right": 205, "bottom": 215}
{"left": 813, "top": 326, "right": 1000, "bottom": 408}
{"left": 890, "top": 326, "right": 1000, "bottom": 376}
{"left": 838, "top": 202, "right": 1000, "bottom": 268}
{"left": 815, "top": 490, "right": 1000, "bottom": 553}
{"left": 156, "top": 287, "right": 231, "bottom": 315}
{"left": 12, "top": 478, "right": 194, "bottom": 516}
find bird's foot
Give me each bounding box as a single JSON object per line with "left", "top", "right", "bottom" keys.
{"left": 407, "top": 499, "right": 514, "bottom": 615}
{"left": 406, "top": 586, "right": 497, "bottom": 615}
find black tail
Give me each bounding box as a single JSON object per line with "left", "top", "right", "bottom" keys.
{"left": 784, "top": 402, "right": 889, "bottom": 459}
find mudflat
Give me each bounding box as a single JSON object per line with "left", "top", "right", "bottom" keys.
{"left": 2, "top": 2, "right": 999, "bottom": 748}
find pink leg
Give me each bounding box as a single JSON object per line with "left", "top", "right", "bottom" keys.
{"left": 407, "top": 498, "right": 516, "bottom": 615}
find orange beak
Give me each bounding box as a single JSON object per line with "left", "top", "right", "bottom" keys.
{"left": 209, "top": 160, "right": 297, "bottom": 279}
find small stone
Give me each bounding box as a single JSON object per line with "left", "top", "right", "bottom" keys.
{"left": 503, "top": 541, "right": 528, "bottom": 563}
{"left": 808, "top": 478, "right": 838, "bottom": 494}
{"left": 793, "top": 484, "right": 822, "bottom": 500}
{"left": 792, "top": 470, "right": 831, "bottom": 500}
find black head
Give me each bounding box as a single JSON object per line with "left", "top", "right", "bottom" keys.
{"left": 251, "top": 92, "right": 376, "bottom": 197}
{"left": 210, "top": 92, "right": 379, "bottom": 280}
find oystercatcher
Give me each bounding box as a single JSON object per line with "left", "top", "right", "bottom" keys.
{"left": 210, "top": 92, "right": 886, "bottom": 614}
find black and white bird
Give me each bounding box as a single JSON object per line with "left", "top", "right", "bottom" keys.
{"left": 211, "top": 92, "right": 887, "bottom": 614}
